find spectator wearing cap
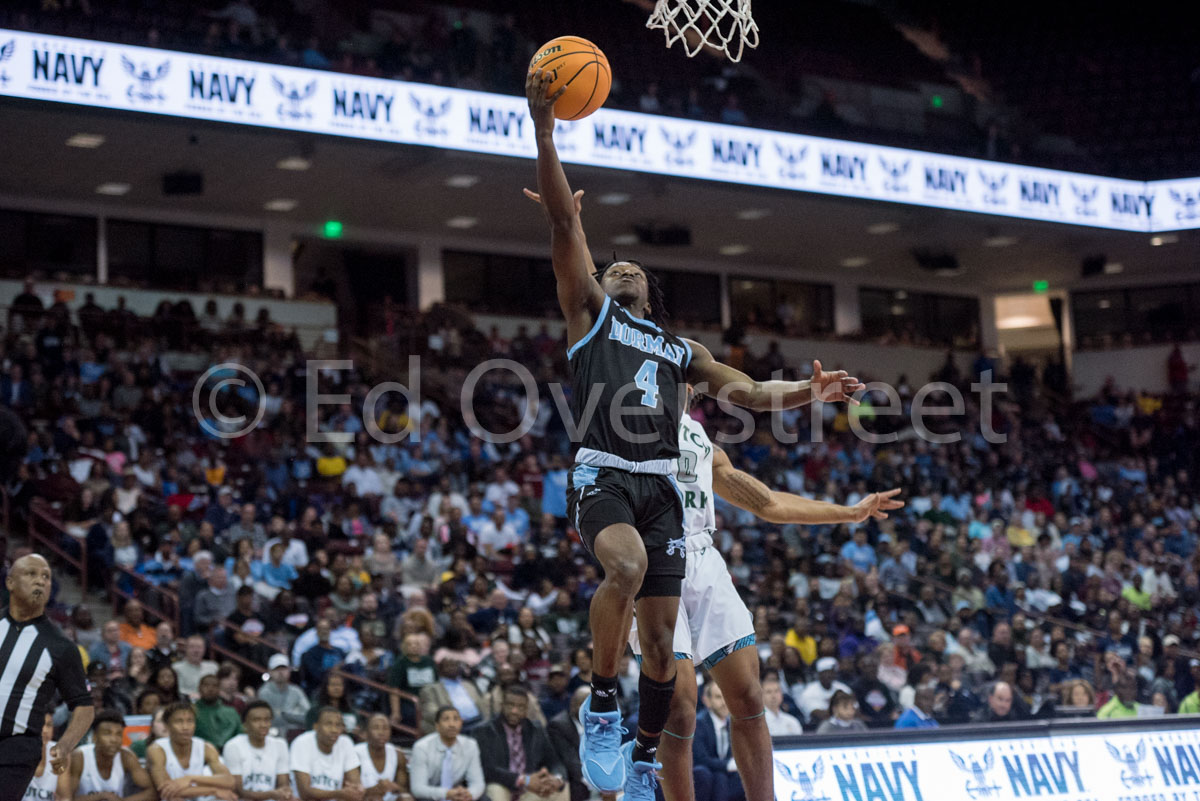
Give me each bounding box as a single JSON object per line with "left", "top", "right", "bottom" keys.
{"left": 84, "top": 660, "right": 134, "bottom": 716}
{"left": 1177, "top": 660, "right": 1200, "bottom": 714}
{"left": 796, "top": 657, "right": 852, "bottom": 725}
{"left": 258, "top": 653, "right": 311, "bottom": 733}
{"left": 1098, "top": 671, "right": 1139, "bottom": 718}
{"left": 892, "top": 626, "right": 921, "bottom": 671}
{"left": 538, "top": 664, "right": 571, "bottom": 721}
{"left": 205, "top": 486, "right": 239, "bottom": 535}
{"left": 894, "top": 686, "right": 939, "bottom": 729}
{"left": 476, "top": 684, "right": 567, "bottom": 801}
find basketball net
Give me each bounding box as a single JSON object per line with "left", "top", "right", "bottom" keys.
{"left": 646, "top": 0, "right": 759, "bottom": 63}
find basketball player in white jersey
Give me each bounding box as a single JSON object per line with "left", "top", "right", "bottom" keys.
{"left": 222, "top": 701, "right": 294, "bottom": 801}
{"left": 354, "top": 714, "right": 411, "bottom": 801}
{"left": 146, "top": 702, "right": 236, "bottom": 801}
{"left": 290, "top": 707, "right": 363, "bottom": 801}
{"left": 632, "top": 400, "right": 902, "bottom": 801}
{"left": 59, "top": 709, "right": 155, "bottom": 801}
{"left": 22, "top": 715, "right": 57, "bottom": 801}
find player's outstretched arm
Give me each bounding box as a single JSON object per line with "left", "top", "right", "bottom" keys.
{"left": 525, "top": 68, "right": 605, "bottom": 344}
{"left": 711, "top": 449, "right": 903, "bottom": 524}
{"left": 685, "top": 338, "right": 864, "bottom": 411}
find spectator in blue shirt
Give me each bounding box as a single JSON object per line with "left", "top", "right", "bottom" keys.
{"left": 505, "top": 494, "right": 530, "bottom": 540}
{"left": 259, "top": 541, "right": 299, "bottom": 591}
{"left": 984, "top": 564, "right": 1018, "bottom": 620}
{"left": 839, "top": 529, "right": 877, "bottom": 573}
{"left": 541, "top": 455, "right": 569, "bottom": 520}
{"left": 894, "top": 688, "right": 939, "bottom": 729}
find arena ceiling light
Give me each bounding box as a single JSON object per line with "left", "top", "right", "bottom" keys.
{"left": 1104, "top": 262, "right": 1124, "bottom": 274}
{"left": 840, "top": 256, "right": 870, "bottom": 268}
{"left": 66, "top": 133, "right": 105, "bottom": 148}
{"left": 94, "top": 182, "right": 131, "bottom": 195}
{"left": 444, "top": 175, "right": 481, "bottom": 188}
{"left": 445, "top": 216, "right": 478, "bottom": 229}
{"left": 611, "top": 233, "right": 639, "bottom": 246}
{"left": 1150, "top": 234, "right": 1179, "bottom": 246}
{"left": 264, "top": 199, "right": 298, "bottom": 212}
{"left": 983, "top": 235, "right": 1018, "bottom": 248}
{"left": 275, "top": 156, "right": 311, "bottom": 171}
{"left": 735, "top": 208, "right": 770, "bottom": 220}
{"left": 596, "top": 192, "right": 632, "bottom": 205}
{"left": 719, "top": 244, "right": 750, "bottom": 256}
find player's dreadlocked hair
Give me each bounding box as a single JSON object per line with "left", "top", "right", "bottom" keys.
{"left": 593, "top": 257, "right": 671, "bottom": 327}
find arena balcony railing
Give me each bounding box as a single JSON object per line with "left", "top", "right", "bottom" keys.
{"left": 210, "top": 617, "right": 424, "bottom": 744}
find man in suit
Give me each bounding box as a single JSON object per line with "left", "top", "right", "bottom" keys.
{"left": 475, "top": 685, "right": 567, "bottom": 801}
{"left": 693, "top": 682, "right": 745, "bottom": 801}
{"left": 410, "top": 706, "right": 486, "bottom": 801}
{"left": 419, "top": 657, "right": 485, "bottom": 733}
{"left": 547, "top": 688, "right": 590, "bottom": 801}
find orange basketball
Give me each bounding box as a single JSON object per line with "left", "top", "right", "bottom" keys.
{"left": 529, "top": 36, "right": 612, "bottom": 121}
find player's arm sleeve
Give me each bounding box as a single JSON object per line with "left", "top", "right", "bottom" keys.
{"left": 53, "top": 636, "right": 93, "bottom": 708}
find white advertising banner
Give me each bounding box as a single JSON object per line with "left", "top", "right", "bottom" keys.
{"left": 773, "top": 725, "right": 1200, "bottom": 801}
{"left": 1, "top": 28, "right": 1196, "bottom": 233}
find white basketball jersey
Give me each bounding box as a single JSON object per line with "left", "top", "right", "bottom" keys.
{"left": 23, "top": 743, "right": 58, "bottom": 801}
{"left": 79, "top": 744, "right": 126, "bottom": 796}
{"left": 354, "top": 742, "right": 399, "bottom": 801}
{"left": 158, "top": 738, "right": 215, "bottom": 801}
{"left": 676, "top": 415, "right": 716, "bottom": 550}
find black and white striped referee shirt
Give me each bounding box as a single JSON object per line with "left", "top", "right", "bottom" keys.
{"left": 0, "top": 612, "right": 90, "bottom": 762}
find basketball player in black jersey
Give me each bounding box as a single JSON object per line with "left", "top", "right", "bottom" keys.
{"left": 526, "top": 69, "right": 863, "bottom": 801}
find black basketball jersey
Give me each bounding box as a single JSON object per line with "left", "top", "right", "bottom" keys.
{"left": 567, "top": 295, "right": 691, "bottom": 463}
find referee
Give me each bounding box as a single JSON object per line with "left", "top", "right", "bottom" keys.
{"left": 1, "top": 554, "right": 94, "bottom": 801}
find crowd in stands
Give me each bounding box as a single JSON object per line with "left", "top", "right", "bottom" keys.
{"left": 0, "top": 0, "right": 1113, "bottom": 173}
{"left": 3, "top": 278, "right": 1200, "bottom": 800}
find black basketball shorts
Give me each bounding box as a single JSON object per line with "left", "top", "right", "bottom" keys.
{"left": 567, "top": 464, "right": 686, "bottom": 598}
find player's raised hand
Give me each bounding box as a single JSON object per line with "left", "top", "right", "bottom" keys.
{"left": 526, "top": 68, "right": 566, "bottom": 131}
{"left": 523, "top": 187, "right": 584, "bottom": 216}
{"left": 811, "top": 360, "right": 865, "bottom": 405}
{"left": 848, "top": 488, "right": 905, "bottom": 522}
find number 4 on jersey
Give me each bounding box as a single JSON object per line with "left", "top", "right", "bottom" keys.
{"left": 634, "top": 359, "right": 660, "bottom": 408}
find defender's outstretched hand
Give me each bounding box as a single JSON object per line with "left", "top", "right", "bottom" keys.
{"left": 812, "top": 359, "right": 866, "bottom": 405}
{"left": 849, "top": 488, "right": 905, "bottom": 522}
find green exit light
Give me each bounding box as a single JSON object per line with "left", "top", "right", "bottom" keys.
{"left": 931, "top": 94, "right": 944, "bottom": 109}
{"left": 323, "top": 220, "right": 343, "bottom": 238}
{"left": 1033, "top": 280, "right": 1049, "bottom": 294}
